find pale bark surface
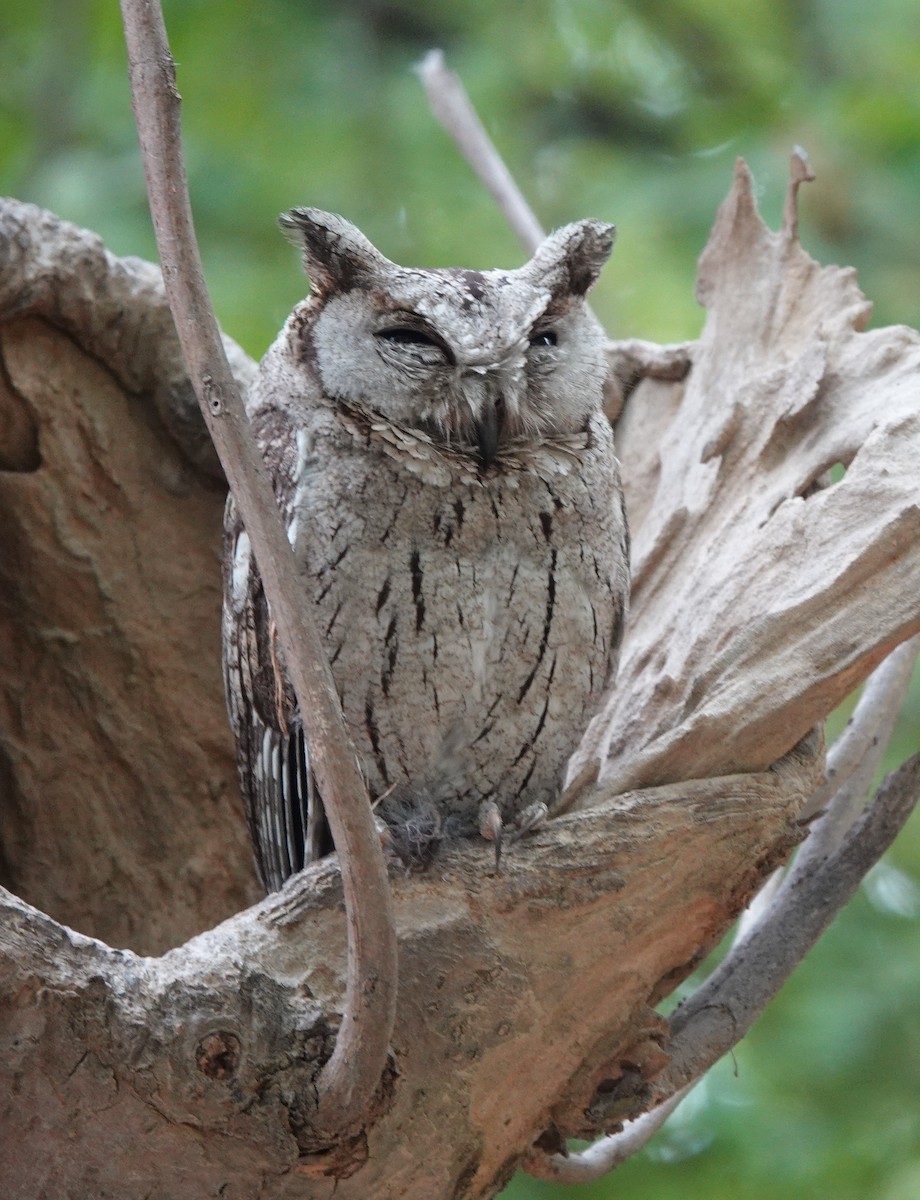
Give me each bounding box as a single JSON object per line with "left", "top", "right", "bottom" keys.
{"left": 0, "top": 155, "right": 918, "bottom": 1198}
{"left": 576, "top": 160, "right": 920, "bottom": 794}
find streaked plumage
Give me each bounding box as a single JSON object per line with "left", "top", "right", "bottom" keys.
{"left": 223, "top": 211, "right": 628, "bottom": 891}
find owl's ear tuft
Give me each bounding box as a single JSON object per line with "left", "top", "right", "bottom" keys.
{"left": 525, "top": 219, "right": 616, "bottom": 299}
{"left": 279, "top": 208, "right": 391, "bottom": 297}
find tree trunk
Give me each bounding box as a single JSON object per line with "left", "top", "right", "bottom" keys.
{"left": 0, "top": 159, "right": 918, "bottom": 1198}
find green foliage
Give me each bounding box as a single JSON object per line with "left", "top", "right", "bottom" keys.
{"left": 3, "top": 2, "right": 918, "bottom": 1195}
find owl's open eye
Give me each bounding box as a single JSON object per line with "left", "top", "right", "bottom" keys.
{"left": 528, "top": 329, "right": 558, "bottom": 348}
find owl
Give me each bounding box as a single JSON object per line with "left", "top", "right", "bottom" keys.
{"left": 222, "top": 210, "right": 629, "bottom": 892}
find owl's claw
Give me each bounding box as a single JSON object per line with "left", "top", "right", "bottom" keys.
{"left": 479, "top": 799, "right": 549, "bottom": 872}
{"left": 508, "top": 801, "right": 549, "bottom": 841}
{"left": 478, "top": 800, "right": 503, "bottom": 871}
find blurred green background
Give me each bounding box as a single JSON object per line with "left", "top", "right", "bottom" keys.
{"left": 3, "top": 2, "right": 919, "bottom": 1196}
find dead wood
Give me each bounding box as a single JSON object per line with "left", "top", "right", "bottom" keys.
{"left": 0, "top": 147, "right": 918, "bottom": 1198}
{"left": 576, "top": 158, "right": 920, "bottom": 795}
{"left": 0, "top": 201, "right": 258, "bottom": 952}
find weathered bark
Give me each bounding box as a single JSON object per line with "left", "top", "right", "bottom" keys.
{"left": 0, "top": 151, "right": 918, "bottom": 1198}
{"left": 575, "top": 159, "right": 920, "bottom": 794}
{"left": 0, "top": 202, "right": 259, "bottom": 953}
{"left": 1, "top": 742, "right": 816, "bottom": 1198}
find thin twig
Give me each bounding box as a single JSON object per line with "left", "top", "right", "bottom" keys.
{"left": 524, "top": 1084, "right": 695, "bottom": 1184}
{"left": 801, "top": 634, "right": 920, "bottom": 821}
{"left": 531, "top": 748, "right": 920, "bottom": 1183}
{"left": 664, "top": 749, "right": 920, "bottom": 1091}
{"left": 119, "top": 0, "right": 396, "bottom": 1140}
{"left": 417, "top": 50, "right": 545, "bottom": 254}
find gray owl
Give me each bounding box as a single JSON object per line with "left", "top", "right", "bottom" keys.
{"left": 222, "top": 210, "right": 629, "bottom": 892}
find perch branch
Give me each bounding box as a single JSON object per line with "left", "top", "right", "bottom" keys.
{"left": 418, "top": 49, "right": 545, "bottom": 253}
{"left": 119, "top": 0, "right": 396, "bottom": 1140}
{"left": 531, "top": 748, "right": 920, "bottom": 1182}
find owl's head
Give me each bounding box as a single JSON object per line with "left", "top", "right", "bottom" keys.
{"left": 279, "top": 208, "right": 615, "bottom": 464}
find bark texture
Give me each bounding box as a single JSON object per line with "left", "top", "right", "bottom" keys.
{"left": 576, "top": 160, "right": 920, "bottom": 793}
{"left": 1, "top": 742, "right": 816, "bottom": 1199}
{"left": 0, "top": 156, "right": 919, "bottom": 1198}
{"left": 0, "top": 201, "right": 259, "bottom": 953}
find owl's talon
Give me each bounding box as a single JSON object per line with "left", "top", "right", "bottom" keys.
{"left": 479, "top": 800, "right": 503, "bottom": 871}
{"left": 507, "top": 801, "right": 549, "bottom": 843}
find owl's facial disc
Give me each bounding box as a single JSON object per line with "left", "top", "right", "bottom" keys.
{"left": 296, "top": 212, "right": 615, "bottom": 456}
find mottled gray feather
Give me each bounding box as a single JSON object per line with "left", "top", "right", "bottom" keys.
{"left": 222, "top": 212, "right": 628, "bottom": 892}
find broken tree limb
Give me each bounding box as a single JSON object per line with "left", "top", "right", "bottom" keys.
{"left": 575, "top": 155, "right": 920, "bottom": 795}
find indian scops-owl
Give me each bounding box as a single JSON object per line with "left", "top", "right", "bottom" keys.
{"left": 222, "top": 209, "right": 629, "bottom": 892}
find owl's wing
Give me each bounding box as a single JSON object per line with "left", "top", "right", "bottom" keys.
{"left": 222, "top": 484, "right": 326, "bottom": 893}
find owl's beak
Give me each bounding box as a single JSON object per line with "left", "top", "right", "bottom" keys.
{"left": 474, "top": 401, "right": 501, "bottom": 467}
{"left": 462, "top": 371, "right": 505, "bottom": 468}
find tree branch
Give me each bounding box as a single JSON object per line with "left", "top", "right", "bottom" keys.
{"left": 119, "top": 0, "right": 396, "bottom": 1140}
{"left": 736, "top": 634, "right": 919, "bottom": 944}
{"left": 531, "top": 747, "right": 920, "bottom": 1183}
{"left": 801, "top": 634, "right": 920, "bottom": 823}
{"left": 664, "top": 749, "right": 920, "bottom": 1089}
{"left": 524, "top": 1085, "right": 694, "bottom": 1183}
{"left": 417, "top": 49, "right": 544, "bottom": 254}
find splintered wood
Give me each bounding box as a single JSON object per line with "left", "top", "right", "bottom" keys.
{"left": 575, "top": 157, "right": 920, "bottom": 798}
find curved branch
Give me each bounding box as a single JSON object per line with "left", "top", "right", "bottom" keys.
{"left": 738, "top": 636, "right": 918, "bottom": 943}
{"left": 531, "top": 748, "right": 920, "bottom": 1183}
{"left": 523, "top": 1084, "right": 694, "bottom": 1184}
{"left": 801, "top": 634, "right": 920, "bottom": 823}
{"left": 119, "top": 0, "right": 396, "bottom": 1140}
{"left": 417, "top": 50, "right": 544, "bottom": 254}
{"left": 664, "top": 748, "right": 920, "bottom": 1090}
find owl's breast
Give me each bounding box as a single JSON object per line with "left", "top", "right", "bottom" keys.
{"left": 291, "top": 413, "right": 627, "bottom": 830}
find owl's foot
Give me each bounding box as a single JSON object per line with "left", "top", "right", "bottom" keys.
{"left": 379, "top": 793, "right": 445, "bottom": 871}
{"left": 509, "top": 801, "right": 550, "bottom": 842}
{"left": 478, "top": 800, "right": 550, "bottom": 872}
